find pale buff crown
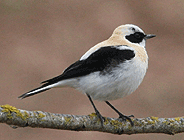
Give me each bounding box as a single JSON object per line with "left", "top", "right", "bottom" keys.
{"left": 109, "top": 24, "right": 146, "bottom": 47}
{"left": 80, "top": 24, "right": 148, "bottom": 62}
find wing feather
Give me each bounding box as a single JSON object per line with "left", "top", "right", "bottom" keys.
{"left": 41, "top": 45, "right": 135, "bottom": 86}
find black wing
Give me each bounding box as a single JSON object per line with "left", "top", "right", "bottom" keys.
{"left": 41, "top": 45, "right": 135, "bottom": 86}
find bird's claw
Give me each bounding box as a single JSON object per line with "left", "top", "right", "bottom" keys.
{"left": 118, "top": 114, "right": 134, "bottom": 126}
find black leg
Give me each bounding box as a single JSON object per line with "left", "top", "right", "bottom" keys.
{"left": 87, "top": 94, "right": 104, "bottom": 125}
{"left": 105, "top": 101, "right": 134, "bottom": 126}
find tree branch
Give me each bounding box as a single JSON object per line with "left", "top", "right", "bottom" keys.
{"left": 0, "top": 104, "right": 184, "bottom": 135}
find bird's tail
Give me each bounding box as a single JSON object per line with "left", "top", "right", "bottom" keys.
{"left": 18, "top": 83, "right": 56, "bottom": 99}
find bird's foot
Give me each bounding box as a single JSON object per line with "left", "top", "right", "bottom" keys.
{"left": 118, "top": 114, "right": 134, "bottom": 126}
{"left": 95, "top": 110, "right": 105, "bottom": 126}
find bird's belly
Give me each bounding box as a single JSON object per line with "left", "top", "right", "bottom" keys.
{"left": 77, "top": 59, "right": 148, "bottom": 101}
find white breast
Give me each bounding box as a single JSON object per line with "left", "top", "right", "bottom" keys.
{"left": 77, "top": 57, "right": 148, "bottom": 101}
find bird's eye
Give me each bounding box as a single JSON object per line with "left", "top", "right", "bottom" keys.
{"left": 125, "top": 32, "right": 145, "bottom": 43}
{"left": 134, "top": 33, "right": 141, "bottom": 39}
{"left": 131, "top": 27, "right": 135, "bottom": 31}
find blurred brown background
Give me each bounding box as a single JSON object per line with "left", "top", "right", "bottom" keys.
{"left": 1, "top": 0, "right": 184, "bottom": 140}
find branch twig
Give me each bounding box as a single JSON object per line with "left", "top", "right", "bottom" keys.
{"left": 0, "top": 104, "right": 184, "bottom": 135}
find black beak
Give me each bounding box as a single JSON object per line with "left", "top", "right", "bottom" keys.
{"left": 145, "top": 34, "right": 156, "bottom": 39}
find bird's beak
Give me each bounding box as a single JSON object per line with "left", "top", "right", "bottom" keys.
{"left": 145, "top": 34, "right": 156, "bottom": 39}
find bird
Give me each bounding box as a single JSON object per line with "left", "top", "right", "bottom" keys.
{"left": 18, "top": 24, "right": 155, "bottom": 126}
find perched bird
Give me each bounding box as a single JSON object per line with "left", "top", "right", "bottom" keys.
{"left": 18, "top": 24, "right": 155, "bottom": 126}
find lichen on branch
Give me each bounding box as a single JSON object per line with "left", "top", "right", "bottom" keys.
{"left": 0, "top": 104, "right": 184, "bottom": 135}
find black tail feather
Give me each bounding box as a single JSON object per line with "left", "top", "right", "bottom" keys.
{"left": 18, "top": 86, "right": 51, "bottom": 99}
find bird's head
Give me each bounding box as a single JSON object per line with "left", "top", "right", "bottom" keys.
{"left": 112, "top": 24, "right": 156, "bottom": 48}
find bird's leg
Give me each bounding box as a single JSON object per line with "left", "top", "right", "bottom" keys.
{"left": 87, "top": 94, "right": 105, "bottom": 125}
{"left": 105, "top": 101, "right": 134, "bottom": 126}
